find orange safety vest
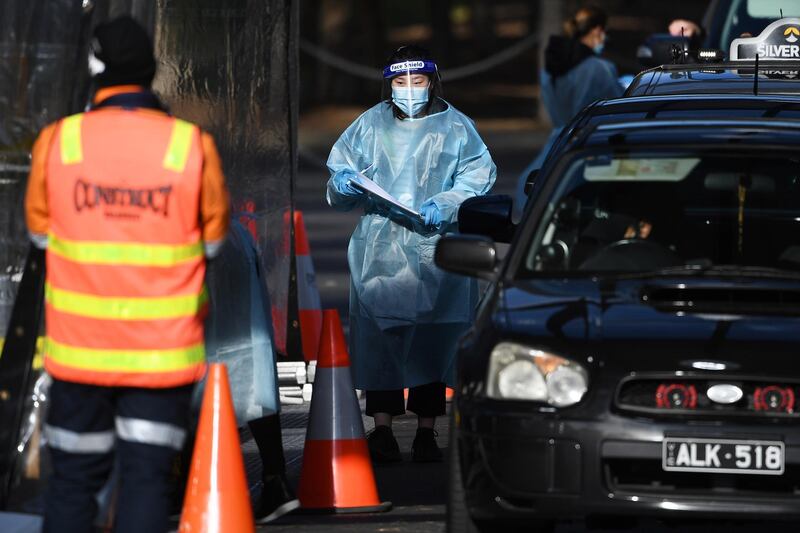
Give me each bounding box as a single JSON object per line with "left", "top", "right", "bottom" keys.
{"left": 44, "top": 110, "right": 208, "bottom": 388}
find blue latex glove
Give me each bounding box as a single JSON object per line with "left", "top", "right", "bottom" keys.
{"left": 420, "top": 199, "right": 445, "bottom": 228}
{"left": 331, "top": 169, "right": 362, "bottom": 197}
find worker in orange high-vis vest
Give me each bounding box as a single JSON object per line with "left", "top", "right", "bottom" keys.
{"left": 24, "top": 17, "right": 229, "bottom": 533}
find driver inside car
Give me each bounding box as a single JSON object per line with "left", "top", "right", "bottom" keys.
{"left": 623, "top": 219, "right": 653, "bottom": 240}
{"left": 572, "top": 190, "right": 681, "bottom": 271}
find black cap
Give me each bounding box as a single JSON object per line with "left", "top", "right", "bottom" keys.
{"left": 92, "top": 16, "right": 156, "bottom": 88}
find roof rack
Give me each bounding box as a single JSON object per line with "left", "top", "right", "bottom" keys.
{"left": 560, "top": 105, "right": 800, "bottom": 151}
{"left": 596, "top": 118, "right": 800, "bottom": 132}
{"left": 644, "top": 60, "right": 800, "bottom": 71}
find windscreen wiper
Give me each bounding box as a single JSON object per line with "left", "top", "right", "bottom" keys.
{"left": 608, "top": 264, "right": 800, "bottom": 281}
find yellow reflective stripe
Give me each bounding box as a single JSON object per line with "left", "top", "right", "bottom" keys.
{"left": 45, "top": 283, "right": 207, "bottom": 321}
{"left": 46, "top": 337, "right": 205, "bottom": 373}
{"left": 34, "top": 336, "right": 44, "bottom": 370}
{"left": 60, "top": 114, "right": 83, "bottom": 165}
{"left": 49, "top": 234, "right": 203, "bottom": 267}
{"left": 163, "top": 119, "right": 194, "bottom": 172}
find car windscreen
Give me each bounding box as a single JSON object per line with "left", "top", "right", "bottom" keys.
{"left": 518, "top": 150, "right": 800, "bottom": 278}
{"left": 716, "top": 0, "right": 800, "bottom": 50}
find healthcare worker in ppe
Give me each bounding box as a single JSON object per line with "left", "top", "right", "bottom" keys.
{"left": 326, "top": 45, "right": 496, "bottom": 463}
{"left": 515, "top": 5, "right": 623, "bottom": 214}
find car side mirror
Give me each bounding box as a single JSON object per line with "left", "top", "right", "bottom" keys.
{"left": 434, "top": 235, "right": 497, "bottom": 280}
{"left": 523, "top": 169, "right": 539, "bottom": 196}
{"left": 458, "top": 194, "right": 516, "bottom": 243}
{"left": 637, "top": 34, "right": 690, "bottom": 68}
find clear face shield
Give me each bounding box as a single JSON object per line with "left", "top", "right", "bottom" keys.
{"left": 383, "top": 60, "right": 438, "bottom": 119}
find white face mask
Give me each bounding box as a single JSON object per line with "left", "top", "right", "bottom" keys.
{"left": 392, "top": 86, "right": 429, "bottom": 118}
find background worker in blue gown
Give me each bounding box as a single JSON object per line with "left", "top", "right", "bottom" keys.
{"left": 515, "top": 5, "right": 623, "bottom": 215}
{"left": 326, "top": 45, "right": 496, "bottom": 463}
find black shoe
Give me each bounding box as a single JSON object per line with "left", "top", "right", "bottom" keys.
{"left": 367, "top": 425, "right": 402, "bottom": 463}
{"left": 254, "top": 474, "right": 300, "bottom": 524}
{"left": 412, "top": 428, "right": 443, "bottom": 463}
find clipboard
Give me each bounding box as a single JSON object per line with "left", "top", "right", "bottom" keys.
{"left": 348, "top": 173, "right": 425, "bottom": 225}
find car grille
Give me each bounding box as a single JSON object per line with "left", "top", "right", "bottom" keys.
{"left": 616, "top": 376, "right": 800, "bottom": 419}
{"left": 641, "top": 286, "right": 800, "bottom": 315}
{"left": 605, "top": 458, "right": 800, "bottom": 496}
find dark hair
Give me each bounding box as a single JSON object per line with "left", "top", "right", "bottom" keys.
{"left": 382, "top": 45, "right": 443, "bottom": 120}
{"left": 564, "top": 5, "right": 608, "bottom": 39}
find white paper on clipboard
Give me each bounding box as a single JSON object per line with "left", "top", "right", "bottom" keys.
{"left": 348, "top": 173, "right": 424, "bottom": 223}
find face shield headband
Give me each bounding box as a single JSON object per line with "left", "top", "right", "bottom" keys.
{"left": 382, "top": 60, "right": 438, "bottom": 79}
{"left": 384, "top": 60, "right": 438, "bottom": 119}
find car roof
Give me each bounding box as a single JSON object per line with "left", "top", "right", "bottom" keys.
{"left": 591, "top": 93, "right": 800, "bottom": 119}
{"left": 553, "top": 94, "right": 800, "bottom": 154}
{"left": 626, "top": 61, "right": 800, "bottom": 97}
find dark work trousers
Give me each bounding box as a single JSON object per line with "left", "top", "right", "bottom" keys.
{"left": 43, "top": 378, "right": 193, "bottom": 533}
{"left": 247, "top": 413, "right": 287, "bottom": 480}
{"left": 365, "top": 381, "right": 446, "bottom": 417}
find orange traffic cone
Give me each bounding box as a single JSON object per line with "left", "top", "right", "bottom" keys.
{"left": 297, "top": 310, "right": 391, "bottom": 513}
{"left": 295, "top": 211, "right": 323, "bottom": 363}
{"left": 179, "top": 364, "right": 255, "bottom": 532}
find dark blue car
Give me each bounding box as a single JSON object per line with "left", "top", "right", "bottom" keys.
{"left": 438, "top": 93, "right": 800, "bottom": 532}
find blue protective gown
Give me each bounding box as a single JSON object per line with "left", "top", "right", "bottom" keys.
{"left": 326, "top": 99, "right": 497, "bottom": 390}
{"left": 515, "top": 56, "right": 623, "bottom": 213}
{"left": 203, "top": 220, "right": 280, "bottom": 422}
{"left": 540, "top": 56, "right": 622, "bottom": 129}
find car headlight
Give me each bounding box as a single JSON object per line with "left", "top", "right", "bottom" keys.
{"left": 546, "top": 365, "right": 588, "bottom": 406}
{"left": 497, "top": 360, "right": 547, "bottom": 400}
{"left": 487, "top": 342, "right": 588, "bottom": 406}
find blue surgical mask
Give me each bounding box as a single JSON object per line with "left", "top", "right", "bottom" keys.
{"left": 593, "top": 33, "right": 607, "bottom": 55}
{"left": 392, "top": 86, "right": 429, "bottom": 118}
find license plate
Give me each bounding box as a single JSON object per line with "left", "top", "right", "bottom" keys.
{"left": 662, "top": 438, "right": 784, "bottom": 475}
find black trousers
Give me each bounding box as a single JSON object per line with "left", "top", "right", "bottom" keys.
{"left": 247, "top": 414, "right": 286, "bottom": 479}
{"left": 365, "top": 382, "right": 446, "bottom": 417}
{"left": 43, "top": 378, "right": 193, "bottom": 533}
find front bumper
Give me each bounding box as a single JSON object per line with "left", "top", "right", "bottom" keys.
{"left": 458, "top": 400, "right": 800, "bottom": 522}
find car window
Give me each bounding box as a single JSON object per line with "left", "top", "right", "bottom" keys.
{"left": 720, "top": 0, "right": 800, "bottom": 50}
{"left": 519, "top": 150, "right": 800, "bottom": 277}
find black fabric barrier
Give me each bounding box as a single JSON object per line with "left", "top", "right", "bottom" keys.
{"left": 0, "top": 0, "right": 297, "bottom": 512}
